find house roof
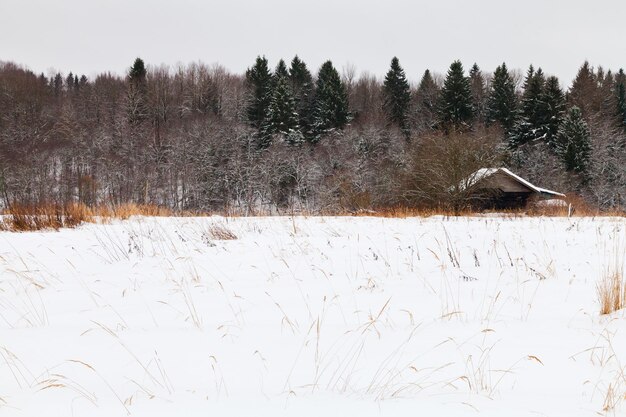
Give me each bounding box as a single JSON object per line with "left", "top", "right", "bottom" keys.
{"left": 463, "top": 168, "right": 566, "bottom": 197}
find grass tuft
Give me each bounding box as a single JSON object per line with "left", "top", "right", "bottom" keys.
{"left": 597, "top": 239, "right": 625, "bottom": 315}
{"left": 207, "top": 222, "right": 238, "bottom": 240}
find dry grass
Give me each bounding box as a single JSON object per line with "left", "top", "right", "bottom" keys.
{"left": 341, "top": 205, "right": 529, "bottom": 218}
{"left": 598, "top": 271, "right": 625, "bottom": 315}
{"left": 207, "top": 222, "right": 238, "bottom": 240}
{"left": 107, "top": 203, "right": 174, "bottom": 219}
{"left": 560, "top": 194, "right": 626, "bottom": 218}
{"left": 598, "top": 270, "right": 625, "bottom": 316}
{"left": 0, "top": 202, "right": 93, "bottom": 231}
{"left": 347, "top": 200, "right": 625, "bottom": 219}
{"left": 328, "top": 206, "right": 504, "bottom": 218}
{"left": 1, "top": 199, "right": 623, "bottom": 232}
{"left": 0, "top": 202, "right": 196, "bottom": 231}
{"left": 598, "top": 239, "right": 625, "bottom": 315}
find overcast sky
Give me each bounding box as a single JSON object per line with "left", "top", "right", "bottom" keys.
{"left": 2, "top": 0, "right": 626, "bottom": 86}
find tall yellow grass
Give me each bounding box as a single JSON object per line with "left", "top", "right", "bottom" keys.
{"left": 0, "top": 202, "right": 183, "bottom": 231}
{"left": 597, "top": 239, "right": 625, "bottom": 315}
{"left": 0, "top": 200, "right": 623, "bottom": 232}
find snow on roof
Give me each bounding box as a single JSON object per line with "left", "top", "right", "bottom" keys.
{"left": 463, "top": 167, "right": 566, "bottom": 197}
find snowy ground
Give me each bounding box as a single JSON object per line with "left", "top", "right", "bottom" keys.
{"left": 1, "top": 216, "right": 625, "bottom": 416}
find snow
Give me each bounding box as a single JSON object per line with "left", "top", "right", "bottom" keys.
{"left": 1, "top": 215, "right": 625, "bottom": 416}
{"left": 463, "top": 168, "right": 566, "bottom": 197}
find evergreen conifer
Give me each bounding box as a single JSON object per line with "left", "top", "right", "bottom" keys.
{"left": 541, "top": 76, "right": 566, "bottom": 149}
{"left": 129, "top": 58, "right": 147, "bottom": 85}
{"left": 509, "top": 66, "right": 546, "bottom": 147}
{"left": 382, "top": 57, "right": 411, "bottom": 134}
{"left": 260, "top": 74, "right": 301, "bottom": 147}
{"left": 413, "top": 69, "right": 440, "bottom": 131}
{"left": 486, "top": 63, "right": 518, "bottom": 132}
{"left": 469, "top": 63, "right": 486, "bottom": 124}
{"left": 245, "top": 56, "right": 273, "bottom": 129}
{"left": 557, "top": 106, "right": 592, "bottom": 177}
{"left": 274, "top": 59, "right": 289, "bottom": 79}
{"left": 288, "top": 56, "right": 314, "bottom": 135}
{"left": 310, "top": 60, "right": 350, "bottom": 142}
{"left": 437, "top": 60, "right": 474, "bottom": 128}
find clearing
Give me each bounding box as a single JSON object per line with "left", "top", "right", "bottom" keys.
{"left": 0, "top": 216, "right": 625, "bottom": 416}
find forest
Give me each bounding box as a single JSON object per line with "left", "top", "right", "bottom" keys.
{"left": 0, "top": 56, "right": 624, "bottom": 214}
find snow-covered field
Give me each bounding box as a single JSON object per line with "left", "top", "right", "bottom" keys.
{"left": 1, "top": 216, "right": 625, "bottom": 416}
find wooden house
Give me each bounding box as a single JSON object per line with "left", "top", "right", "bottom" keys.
{"left": 462, "top": 168, "right": 565, "bottom": 209}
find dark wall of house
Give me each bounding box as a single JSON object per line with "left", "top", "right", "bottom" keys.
{"left": 472, "top": 191, "right": 533, "bottom": 210}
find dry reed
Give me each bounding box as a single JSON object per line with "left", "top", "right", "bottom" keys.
{"left": 597, "top": 238, "right": 625, "bottom": 315}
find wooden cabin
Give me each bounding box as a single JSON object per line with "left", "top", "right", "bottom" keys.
{"left": 462, "top": 168, "right": 565, "bottom": 209}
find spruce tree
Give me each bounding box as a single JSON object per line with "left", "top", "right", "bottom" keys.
{"left": 129, "top": 58, "right": 147, "bottom": 85}
{"left": 52, "top": 73, "right": 63, "bottom": 97}
{"left": 541, "top": 76, "right": 566, "bottom": 149}
{"left": 382, "top": 57, "right": 411, "bottom": 134}
{"left": 413, "top": 69, "right": 440, "bottom": 131}
{"left": 79, "top": 75, "right": 88, "bottom": 88}
{"left": 557, "top": 106, "right": 592, "bottom": 177}
{"left": 522, "top": 67, "right": 546, "bottom": 127}
{"left": 127, "top": 57, "right": 148, "bottom": 124}
{"left": 596, "top": 68, "right": 618, "bottom": 121}
{"left": 66, "top": 72, "right": 75, "bottom": 91}
{"left": 260, "top": 75, "right": 301, "bottom": 147}
{"left": 289, "top": 56, "right": 312, "bottom": 93}
{"left": 509, "top": 66, "right": 546, "bottom": 147}
{"left": 38, "top": 72, "right": 46, "bottom": 86}
{"left": 274, "top": 59, "right": 289, "bottom": 79}
{"left": 486, "top": 63, "right": 518, "bottom": 132}
{"left": 437, "top": 60, "right": 474, "bottom": 128}
{"left": 245, "top": 56, "right": 273, "bottom": 129}
{"left": 311, "top": 60, "right": 350, "bottom": 142}
{"left": 288, "top": 56, "right": 314, "bottom": 135}
{"left": 469, "top": 63, "right": 486, "bottom": 124}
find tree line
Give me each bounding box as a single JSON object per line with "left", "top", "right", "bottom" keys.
{"left": 0, "top": 56, "right": 624, "bottom": 213}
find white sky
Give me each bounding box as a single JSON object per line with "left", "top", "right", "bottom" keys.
{"left": 2, "top": 0, "right": 626, "bottom": 86}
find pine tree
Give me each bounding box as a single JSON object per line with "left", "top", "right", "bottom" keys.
{"left": 557, "top": 106, "right": 592, "bottom": 177}
{"left": 311, "top": 60, "right": 350, "bottom": 142}
{"left": 288, "top": 56, "right": 314, "bottom": 134}
{"left": 413, "top": 69, "right": 440, "bottom": 131}
{"left": 509, "top": 66, "right": 546, "bottom": 147}
{"left": 486, "top": 62, "right": 518, "bottom": 132}
{"left": 437, "top": 60, "right": 474, "bottom": 128}
{"left": 260, "top": 75, "right": 301, "bottom": 147}
{"left": 245, "top": 56, "right": 273, "bottom": 129}
{"left": 469, "top": 63, "right": 486, "bottom": 124}
{"left": 541, "top": 76, "right": 566, "bottom": 149}
{"left": 382, "top": 57, "right": 411, "bottom": 134}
